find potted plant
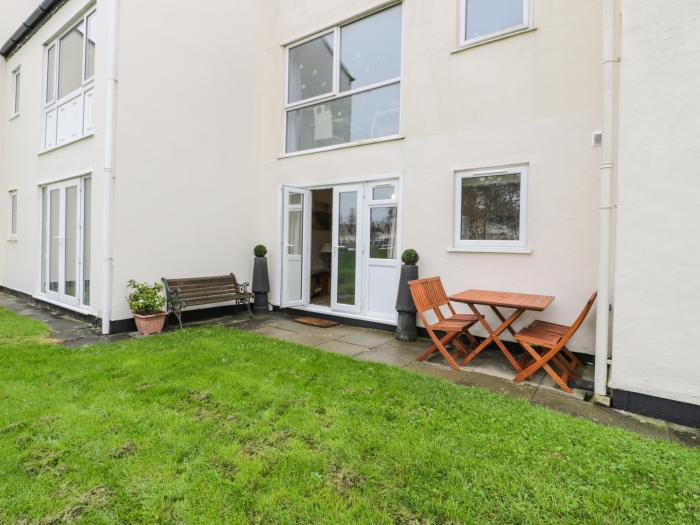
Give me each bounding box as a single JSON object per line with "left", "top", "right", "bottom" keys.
{"left": 127, "top": 279, "right": 168, "bottom": 335}
{"left": 252, "top": 244, "right": 270, "bottom": 312}
{"left": 395, "top": 249, "right": 420, "bottom": 341}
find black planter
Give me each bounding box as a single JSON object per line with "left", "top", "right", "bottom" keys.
{"left": 252, "top": 256, "right": 270, "bottom": 312}
{"left": 395, "top": 264, "right": 418, "bottom": 341}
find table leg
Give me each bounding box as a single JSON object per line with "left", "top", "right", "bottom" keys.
{"left": 459, "top": 304, "right": 524, "bottom": 372}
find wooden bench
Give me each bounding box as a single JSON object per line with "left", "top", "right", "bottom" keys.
{"left": 161, "top": 274, "right": 253, "bottom": 329}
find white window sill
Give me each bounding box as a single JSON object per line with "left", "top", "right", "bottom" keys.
{"left": 39, "top": 132, "right": 95, "bottom": 156}
{"left": 9, "top": 112, "right": 20, "bottom": 121}
{"left": 280, "top": 134, "right": 405, "bottom": 159}
{"left": 7, "top": 236, "right": 18, "bottom": 242}
{"left": 448, "top": 246, "right": 532, "bottom": 254}
{"left": 453, "top": 26, "right": 537, "bottom": 55}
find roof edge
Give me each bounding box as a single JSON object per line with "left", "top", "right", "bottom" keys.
{"left": 1, "top": 0, "right": 68, "bottom": 58}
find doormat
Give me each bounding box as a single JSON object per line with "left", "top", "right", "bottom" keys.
{"left": 293, "top": 317, "right": 339, "bottom": 328}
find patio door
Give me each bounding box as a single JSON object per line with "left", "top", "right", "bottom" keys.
{"left": 44, "top": 180, "right": 82, "bottom": 307}
{"left": 281, "top": 186, "right": 311, "bottom": 307}
{"left": 331, "top": 185, "right": 364, "bottom": 313}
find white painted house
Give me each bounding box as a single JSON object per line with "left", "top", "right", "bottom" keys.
{"left": 1, "top": 0, "right": 698, "bottom": 426}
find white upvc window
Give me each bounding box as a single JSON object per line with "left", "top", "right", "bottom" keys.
{"left": 10, "top": 67, "right": 20, "bottom": 118}
{"left": 454, "top": 165, "right": 528, "bottom": 251}
{"left": 43, "top": 7, "right": 96, "bottom": 151}
{"left": 459, "top": 0, "right": 532, "bottom": 47}
{"left": 284, "top": 3, "right": 402, "bottom": 154}
{"left": 8, "top": 190, "right": 18, "bottom": 240}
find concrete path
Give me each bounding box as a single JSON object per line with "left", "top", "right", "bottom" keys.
{"left": 1, "top": 290, "right": 697, "bottom": 447}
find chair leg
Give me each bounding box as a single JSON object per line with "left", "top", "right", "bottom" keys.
{"left": 514, "top": 342, "right": 572, "bottom": 393}
{"left": 424, "top": 329, "right": 461, "bottom": 370}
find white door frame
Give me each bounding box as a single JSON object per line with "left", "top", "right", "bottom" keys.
{"left": 281, "top": 186, "right": 311, "bottom": 307}
{"left": 43, "top": 179, "right": 83, "bottom": 307}
{"left": 331, "top": 184, "right": 364, "bottom": 314}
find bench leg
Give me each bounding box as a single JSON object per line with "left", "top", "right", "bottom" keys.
{"left": 174, "top": 308, "right": 183, "bottom": 329}
{"left": 245, "top": 300, "right": 253, "bottom": 318}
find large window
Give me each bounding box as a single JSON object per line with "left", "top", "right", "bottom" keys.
{"left": 454, "top": 166, "right": 527, "bottom": 251}
{"left": 285, "top": 4, "right": 402, "bottom": 154}
{"left": 10, "top": 68, "right": 20, "bottom": 117}
{"left": 460, "top": 0, "right": 531, "bottom": 47}
{"left": 8, "top": 190, "right": 18, "bottom": 240}
{"left": 43, "top": 8, "right": 96, "bottom": 150}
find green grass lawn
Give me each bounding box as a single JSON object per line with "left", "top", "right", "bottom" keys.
{"left": 0, "top": 307, "right": 698, "bottom": 524}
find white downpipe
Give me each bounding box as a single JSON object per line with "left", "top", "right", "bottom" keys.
{"left": 595, "top": 0, "right": 616, "bottom": 396}
{"left": 101, "top": 0, "right": 119, "bottom": 335}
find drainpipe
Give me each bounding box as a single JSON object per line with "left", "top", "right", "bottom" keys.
{"left": 101, "top": 0, "right": 119, "bottom": 335}
{"left": 594, "top": 0, "right": 616, "bottom": 399}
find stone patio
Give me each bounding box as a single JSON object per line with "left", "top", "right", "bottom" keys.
{"left": 1, "top": 290, "right": 698, "bottom": 447}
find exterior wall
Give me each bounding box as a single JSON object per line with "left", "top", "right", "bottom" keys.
{"left": 0, "top": 0, "right": 105, "bottom": 316}
{"left": 610, "top": 0, "right": 700, "bottom": 404}
{"left": 257, "top": 0, "right": 602, "bottom": 353}
{"left": 108, "top": 0, "right": 263, "bottom": 320}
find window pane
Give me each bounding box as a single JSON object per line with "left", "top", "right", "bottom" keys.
{"left": 286, "top": 192, "right": 305, "bottom": 303}
{"left": 337, "top": 191, "right": 357, "bottom": 305}
{"left": 286, "top": 82, "right": 399, "bottom": 153}
{"left": 460, "top": 173, "right": 521, "bottom": 241}
{"left": 85, "top": 13, "right": 96, "bottom": 79}
{"left": 465, "top": 0, "right": 524, "bottom": 41}
{"left": 288, "top": 34, "right": 334, "bottom": 103}
{"left": 370, "top": 206, "right": 397, "bottom": 259}
{"left": 46, "top": 46, "right": 56, "bottom": 103}
{"left": 10, "top": 193, "right": 17, "bottom": 234}
{"left": 339, "top": 5, "right": 402, "bottom": 92}
{"left": 59, "top": 22, "right": 85, "bottom": 98}
{"left": 372, "top": 185, "right": 395, "bottom": 200}
{"left": 64, "top": 186, "right": 78, "bottom": 297}
{"left": 49, "top": 190, "right": 60, "bottom": 292}
{"left": 83, "top": 179, "right": 91, "bottom": 305}
{"left": 13, "top": 72, "right": 20, "bottom": 113}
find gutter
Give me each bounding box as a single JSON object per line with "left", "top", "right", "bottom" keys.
{"left": 101, "top": 0, "right": 119, "bottom": 334}
{"left": 594, "top": 0, "right": 618, "bottom": 400}
{"left": 0, "top": 0, "right": 67, "bottom": 57}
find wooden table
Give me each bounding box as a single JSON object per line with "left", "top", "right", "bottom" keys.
{"left": 448, "top": 290, "right": 555, "bottom": 371}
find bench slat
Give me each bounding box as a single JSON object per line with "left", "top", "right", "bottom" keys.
{"left": 167, "top": 276, "right": 235, "bottom": 287}
{"left": 176, "top": 284, "right": 240, "bottom": 295}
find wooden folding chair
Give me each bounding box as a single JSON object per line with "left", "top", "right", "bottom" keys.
{"left": 513, "top": 292, "right": 597, "bottom": 393}
{"left": 408, "top": 277, "right": 478, "bottom": 370}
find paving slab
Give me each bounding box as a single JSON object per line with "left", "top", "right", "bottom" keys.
{"left": 668, "top": 423, "right": 700, "bottom": 447}
{"left": 458, "top": 371, "right": 538, "bottom": 401}
{"left": 354, "top": 343, "right": 418, "bottom": 367}
{"left": 316, "top": 340, "right": 369, "bottom": 357}
{"left": 337, "top": 330, "right": 394, "bottom": 348}
{"left": 273, "top": 330, "right": 336, "bottom": 347}
{"left": 403, "top": 362, "right": 467, "bottom": 384}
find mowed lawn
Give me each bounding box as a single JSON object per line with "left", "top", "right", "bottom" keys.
{"left": 0, "top": 307, "right": 698, "bottom": 524}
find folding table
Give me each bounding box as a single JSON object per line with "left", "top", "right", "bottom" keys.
{"left": 448, "top": 289, "right": 555, "bottom": 371}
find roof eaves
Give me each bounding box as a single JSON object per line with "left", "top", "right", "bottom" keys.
{"left": 1, "top": 0, "right": 68, "bottom": 58}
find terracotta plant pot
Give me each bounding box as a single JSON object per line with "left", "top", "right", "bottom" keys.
{"left": 133, "top": 312, "right": 168, "bottom": 335}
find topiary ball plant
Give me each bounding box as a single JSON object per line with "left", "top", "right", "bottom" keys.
{"left": 254, "top": 244, "right": 268, "bottom": 257}
{"left": 401, "top": 249, "right": 419, "bottom": 265}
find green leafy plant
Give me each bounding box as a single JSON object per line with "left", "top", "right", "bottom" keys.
{"left": 127, "top": 280, "right": 166, "bottom": 315}
{"left": 401, "top": 249, "right": 419, "bottom": 265}
{"left": 254, "top": 245, "right": 268, "bottom": 257}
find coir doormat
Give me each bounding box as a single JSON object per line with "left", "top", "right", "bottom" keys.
{"left": 293, "top": 317, "right": 339, "bottom": 328}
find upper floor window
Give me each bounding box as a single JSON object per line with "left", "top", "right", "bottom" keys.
{"left": 43, "top": 8, "right": 96, "bottom": 150}
{"left": 285, "top": 4, "right": 402, "bottom": 154}
{"left": 10, "top": 68, "right": 20, "bottom": 118}
{"left": 460, "top": 0, "right": 531, "bottom": 47}
{"left": 454, "top": 165, "right": 528, "bottom": 251}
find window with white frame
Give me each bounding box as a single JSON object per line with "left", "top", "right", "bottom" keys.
{"left": 8, "top": 190, "right": 18, "bottom": 239}
{"left": 460, "top": 0, "right": 531, "bottom": 46}
{"left": 10, "top": 68, "right": 20, "bottom": 117}
{"left": 454, "top": 165, "right": 527, "bottom": 250}
{"left": 368, "top": 182, "right": 398, "bottom": 260}
{"left": 43, "top": 8, "right": 96, "bottom": 150}
{"left": 285, "top": 4, "right": 402, "bottom": 154}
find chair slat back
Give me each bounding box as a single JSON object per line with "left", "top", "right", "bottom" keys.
{"left": 427, "top": 278, "right": 458, "bottom": 318}
{"left": 559, "top": 292, "right": 598, "bottom": 347}
{"left": 408, "top": 277, "right": 443, "bottom": 326}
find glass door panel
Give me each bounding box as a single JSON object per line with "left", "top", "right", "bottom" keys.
{"left": 48, "top": 189, "right": 60, "bottom": 294}
{"left": 332, "top": 185, "right": 363, "bottom": 313}
{"left": 64, "top": 185, "right": 78, "bottom": 298}
{"left": 282, "top": 187, "right": 310, "bottom": 307}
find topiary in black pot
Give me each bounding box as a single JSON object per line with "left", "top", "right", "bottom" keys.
{"left": 395, "top": 249, "right": 419, "bottom": 341}
{"left": 252, "top": 245, "right": 270, "bottom": 312}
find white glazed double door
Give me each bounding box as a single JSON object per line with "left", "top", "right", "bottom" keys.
{"left": 43, "top": 179, "right": 88, "bottom": 307}
{"left": 282, "top": 181, "right": 400, "bottom": 321}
